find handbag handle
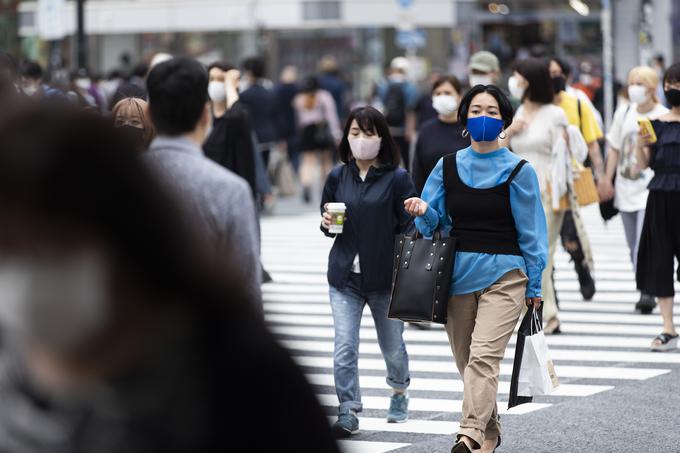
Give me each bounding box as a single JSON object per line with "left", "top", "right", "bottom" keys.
{"left": 403, "top": 215, "right": 443, "bottom": 241}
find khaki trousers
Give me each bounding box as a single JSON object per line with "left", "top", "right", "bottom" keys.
{"left": 445, "top": 269, "right": 527, "bottom": 448}
{"left": 541, "top": 191, "right": 565, "bottom": 322}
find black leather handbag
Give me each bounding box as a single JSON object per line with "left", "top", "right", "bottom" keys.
{"left": 388, "top": 231, "right": 456, "bottom": 324}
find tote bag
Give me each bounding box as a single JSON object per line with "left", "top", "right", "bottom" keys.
{"left": 388, "top": 230, "right": 455, "bottom": 325}
{"left": 517, "top": 310, "right": 560, "bottom": 397}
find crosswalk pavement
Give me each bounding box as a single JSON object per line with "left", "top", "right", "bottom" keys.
{"left": 260, "top": 205, "right": 678, "bottom": 452}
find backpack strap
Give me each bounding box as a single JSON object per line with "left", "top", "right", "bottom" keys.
{"left": 506, "top": 159, "right": 528, "bottom": 185}
{"left": 577, "top": 98, "right": 582, "bottom": 129}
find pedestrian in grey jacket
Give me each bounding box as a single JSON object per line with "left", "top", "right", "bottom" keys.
{"left": 144, "top": 57, "right": 261, "bottom": 304}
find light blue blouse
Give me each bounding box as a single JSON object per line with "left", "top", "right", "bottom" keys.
{"left": 415, "top": 146, "right": 548, "bottom": 298}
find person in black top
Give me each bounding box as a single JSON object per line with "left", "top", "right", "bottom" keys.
{"left": 239, "top": 56, "right": 279, "bottom": 166}
{"left": 636, "top": 62, "right": 680, "bottom": 352}
{"left": 412, "top": 75, "right": 470, "bottom": 194}
{"left": 274, "top": 65, "right": 301, "bottom": 171}
{"left": 413, "top": 71, "right": 442, "bottom": 131}
{"left": 203, "top": 61, "right": 257, "bottom": 198}
{"left": 320, "top": 106, "right": 415, "bottom": 438}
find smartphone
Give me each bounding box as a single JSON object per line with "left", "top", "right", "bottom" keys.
{"left": 637, "top": 117, "right": 657, "bottom": 144}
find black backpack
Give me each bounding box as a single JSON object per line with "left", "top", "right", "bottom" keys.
{"left": 384, "top": 83, "right": 407, "bottom": 127}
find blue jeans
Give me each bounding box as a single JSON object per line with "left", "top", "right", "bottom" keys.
{"left": 329, "top": 273, "right": 410, "bottom": 414}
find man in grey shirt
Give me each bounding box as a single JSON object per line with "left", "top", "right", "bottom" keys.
{"left": 144, "top": 57, "right": 261, "bottom": 304}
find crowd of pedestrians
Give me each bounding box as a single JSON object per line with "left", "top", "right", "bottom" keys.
{"left": 1, "top": 43, "right": 679, "bottom": 452}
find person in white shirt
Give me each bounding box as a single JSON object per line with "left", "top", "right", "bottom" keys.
{"left": 503, "top": 57, "right": 569, "bottom": 334}
{"left": 603, "top": 66, "right": 668, "bottom": 314}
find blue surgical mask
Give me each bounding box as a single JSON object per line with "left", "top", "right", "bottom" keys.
{"left": 465, "top": 115, "right": 504, "bottom": 142}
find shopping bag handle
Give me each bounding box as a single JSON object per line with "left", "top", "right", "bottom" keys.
{"left": 530, "top": 308, "right": 542, "bottom": 335}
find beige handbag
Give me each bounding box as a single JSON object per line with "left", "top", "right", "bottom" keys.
{"left": 558, "top": 160, "right": 599, "bottom": 210}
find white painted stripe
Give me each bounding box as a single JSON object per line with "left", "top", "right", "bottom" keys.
{"left": 270, "top": 325, "right": 655, "bottom": 349}
{"left": 317, "top": 394, "right": 550, "bottom": 415}
{"left": 264, "top": 302, "right": 680, "bottom": 324}
{"left": 292, "top": 355, "right": 670, "bottom": 380}
{"left": 330, "top": 416, "right": 459, "bottom": 435}
{"left": 265, "top": 313, "right": 668, "bottom": 336}
{"left": 338, "top": 440, "right": 410, "bottom": 453}
{"left": 281, "top": 339, "right": 680, "bottom": 364}
{"left": 305, "top": 373, "right": 613, "bottom": 397}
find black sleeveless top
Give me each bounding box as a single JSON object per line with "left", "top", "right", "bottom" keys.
{"left": 443, "top": 154, "right": 527, "bottom": 256}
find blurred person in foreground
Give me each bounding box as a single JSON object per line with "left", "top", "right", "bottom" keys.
{"left": 111, "top": 97, "right": 155, "bottom": 152}
{"left": 604, "top": 66, "right": 668, "bottom": 314}
{"left": 144, "top": 57, "right": 261, "bottom": 305}
{"left": 0, "top": 104, "right": 340, "bottom": 452}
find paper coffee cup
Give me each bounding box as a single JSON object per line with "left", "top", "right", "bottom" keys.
{"left": 327, "top": 202, "right": 347, "bottom": 234}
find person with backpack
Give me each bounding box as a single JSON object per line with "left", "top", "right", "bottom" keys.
{"left": 377, "top": 57, "right": 419, "bottom": 169}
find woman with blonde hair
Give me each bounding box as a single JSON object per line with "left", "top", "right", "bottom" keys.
{"left": 112, "top": 97, "right": 155, "bottom": 152}
{"left": 603, "top": 66, "right": 668, "bottom": 314}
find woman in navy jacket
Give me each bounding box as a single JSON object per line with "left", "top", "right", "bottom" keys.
{"left": 320, "top": 106, "right": 416, "bottom": 438}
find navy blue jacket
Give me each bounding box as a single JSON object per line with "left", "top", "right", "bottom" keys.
{"left": 239, "top": 84, "right": 279, "bottom": 145}
{"left": 321, "top": 162, "right": 416, "bottom": 292}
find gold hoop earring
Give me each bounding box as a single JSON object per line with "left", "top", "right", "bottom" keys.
{"left": 499, "top": 130, "right": 507, "bottom": 139}
{"left": 462, "top": 129, "right": 469, "bottom": 138}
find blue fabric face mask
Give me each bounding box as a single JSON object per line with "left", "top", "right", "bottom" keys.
{"left": 466, "top": 115, "right": 504, "bottom": 142}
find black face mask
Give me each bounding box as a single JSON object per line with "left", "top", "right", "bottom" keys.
{"left": 551, "top": 76, "right": 566, "bottom": 94}
{"left": 116, "top": 124, "right": 146, "bottom": 151}
{"left": 664, "top": 88, "right": 680, "bottom": 106}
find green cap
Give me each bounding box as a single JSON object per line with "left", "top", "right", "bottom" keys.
{"left": 469, "top": 51, "right": 500, "bottom": 73}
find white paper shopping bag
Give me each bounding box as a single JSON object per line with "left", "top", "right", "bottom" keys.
{"left": 517, "top": 311, "right": 559, "bottom": 397}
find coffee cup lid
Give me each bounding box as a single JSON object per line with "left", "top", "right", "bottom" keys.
{"left": 327, "top": 202, "right": 347, "bottom": 211}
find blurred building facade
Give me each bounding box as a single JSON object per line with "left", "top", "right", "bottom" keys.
{"left": 9, "top": 0, "right": 680, "bottom": 94}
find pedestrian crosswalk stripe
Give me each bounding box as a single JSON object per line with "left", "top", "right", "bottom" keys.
{"left": 270, "top": 325, "right": 657, "bottom": 348}
{"left": 265, "top": 313, "right": 669, "bottom": 336}
{"left": 330, "top": 416, "right": 459, "bottom": 435}
{"left": 280, "top": 339, "right": 680, "bottom": 364}
{"left": 292, "top": 355, "right": 669, "bottom": 381}
{"left": 337, "top": 440, "right": 411, "bottom": 453}
{"left": 264, "top": 301, "right": 680, "bottom": 325}
{"left": 316, "top": 394, "right": 551, "bottom": 415}
{"left": 306, "top": 373, "right": 613, "bottom": 397}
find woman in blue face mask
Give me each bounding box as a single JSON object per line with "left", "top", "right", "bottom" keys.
{"left": 404, "top": 85, "right": 548, "bottom": 453}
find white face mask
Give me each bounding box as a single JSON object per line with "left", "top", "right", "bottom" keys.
{"left": 469, "top": 74, "right": 492, "bottom": 87}
{"left": 22, "top": 84, "right": 39, "bottom": 96}
{"left": 432, "top": 95, "right": 459, "bottom": 116}
{"left": 628, "top": 85, "right": 649, "bottom": 105}
{"left": 0, "top": 250, "right": 111, "bottom": 353}
{"left": 508, "top": 75, "right": 525, "bottom": 100}
{"left": 349, "top": 136, "right": 382, "bottom": 161}
{"left": 75, "top": 78, "right": 91, "bottom": 91}
{"left": 208, "top": 81, "right": 226, "bottom": 102}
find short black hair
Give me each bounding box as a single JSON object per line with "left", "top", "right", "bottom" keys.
{"left": 663, "top": 62, "right": 680, "bottom": 86}
{"left": 457, "top": 85, "right": 514, "bottom": 130}
{"left": 515, "top": 57, "right": 554, "bottom": 104}
{"left": 550, "top": 56, "right": 572, "bottom": 78}
{"left": 338, "top": 106, "right": 401, "bottom": 168}
{"left": 242, "top": 56, "right": 266, "bottom": 79}
{"left": 431, "top": 75, "right": 462, "bottom": 95}
{"left": 208, "top": 61, "right": 235, "bottom": 73}
{"left": 146, "top": 57, "right": 208, "bottom": 136}
{"left": 301, "top": 76, "right": 320, "bottom": 93}
{"left": 20, "top": 60, "right": 43, "bottom": 80}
